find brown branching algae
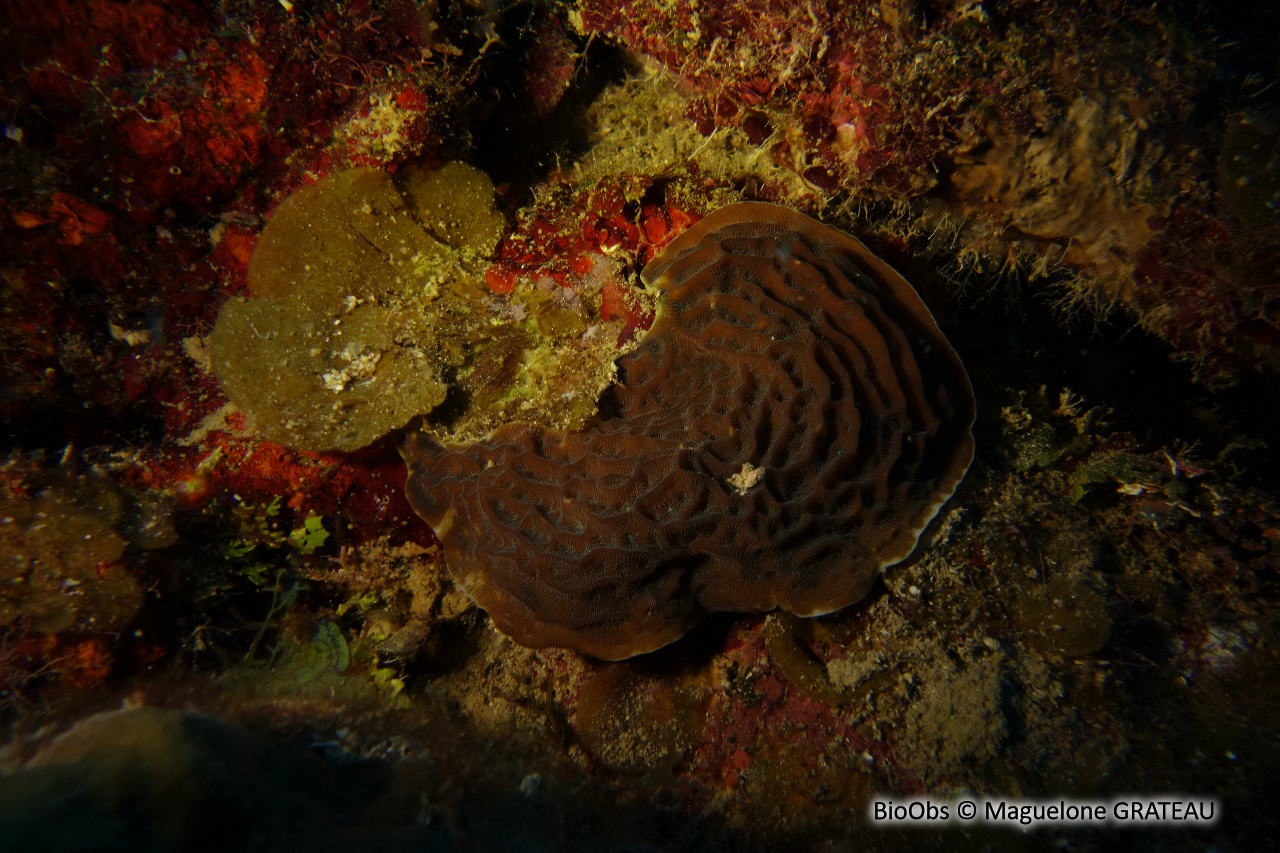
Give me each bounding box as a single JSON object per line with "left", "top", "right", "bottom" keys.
{"left": 402, "top": 203, "right": 975, "bottom": 659}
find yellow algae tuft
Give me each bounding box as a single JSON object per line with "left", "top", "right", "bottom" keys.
{"left": 335, "top": 90, "right": 433, "bottom": 163}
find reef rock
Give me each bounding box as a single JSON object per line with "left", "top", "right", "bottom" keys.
{"left": 0, "top": 473, "right": 142, "bottom": 634}
{"left": 947, "top": 97, "right": 1164, "bottom": 298}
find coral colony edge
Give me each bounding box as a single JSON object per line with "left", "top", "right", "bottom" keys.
{"left": 401, "top": 202, "right": 975, "bottom": 659}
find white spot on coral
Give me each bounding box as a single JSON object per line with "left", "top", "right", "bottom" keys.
{"left": 727, "top": 462, "right": 765, "bottom": 495}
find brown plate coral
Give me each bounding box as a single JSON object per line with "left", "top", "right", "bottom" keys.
{"left": 401, "top": 203, "right": 975, "bottom": 659}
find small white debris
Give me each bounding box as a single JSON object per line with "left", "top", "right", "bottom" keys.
{"left": 109, "top": 322, "right": 151, "bottom": 347}
{"left": 322, "top": 349, "right": 382, "bottom": 392}
{"left": 727, "top": 462, "right": 765, "bottom": 495}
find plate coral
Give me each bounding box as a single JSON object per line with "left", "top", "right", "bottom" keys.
{"left": 402, "top": 202, "right": 974, "bottom": 658}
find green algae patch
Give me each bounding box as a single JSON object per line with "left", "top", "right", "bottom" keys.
{"left": 244, "top": 168, "right": 453, "bottom": 300}
{"left": 211, "top": 289, "right": 452, "bottom": 452}
{"left": 212, "top": 165, "right": 651, "bottom": 453}
{"left": 400, "top": 161, "right": 506, "bottom": 255}
{"left": 218, "top": 620, "right": 409, "bottom": 709}
{"left": 211, "top": 167, "right": 500, "bottom": 452}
